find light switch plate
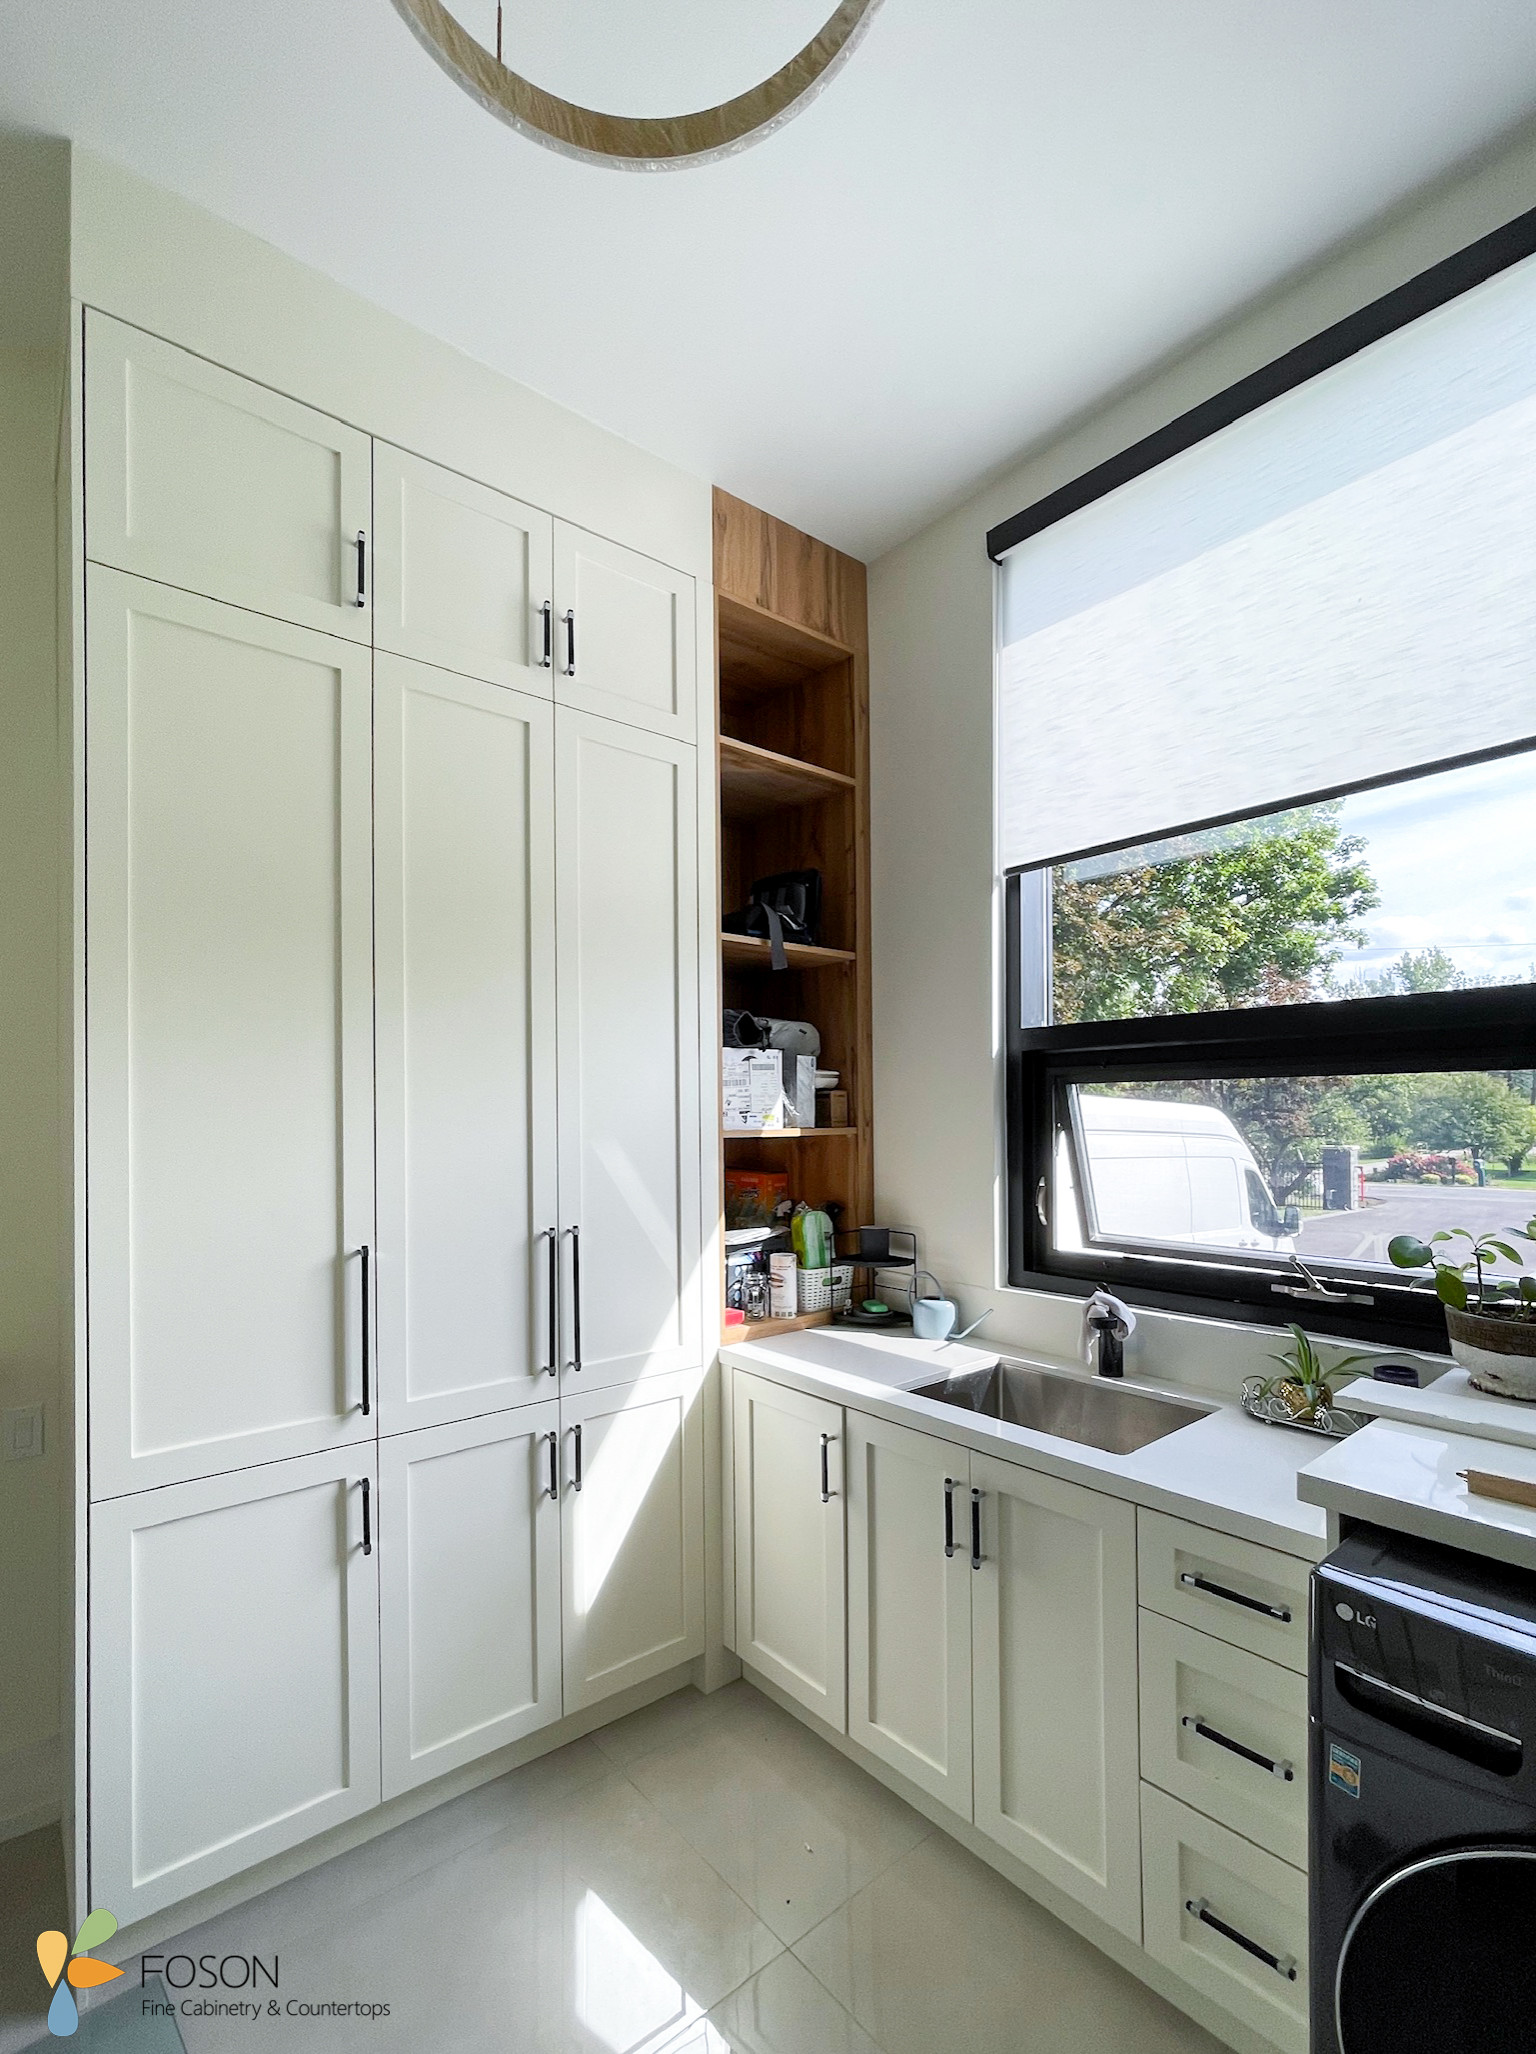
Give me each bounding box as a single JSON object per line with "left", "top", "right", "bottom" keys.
{"left": 3, "top": 1405, "right": 44, "bottom": 1461}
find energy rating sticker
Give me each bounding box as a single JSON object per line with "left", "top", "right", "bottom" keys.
{"left": 1328, "top": 1742, "right": 1362, "bottom": 1799}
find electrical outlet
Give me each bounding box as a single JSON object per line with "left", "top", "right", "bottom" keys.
{"left": 3, "top": 1405, "right": 44, "bottom": 1462}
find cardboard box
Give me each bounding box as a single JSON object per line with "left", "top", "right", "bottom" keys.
{"left": 817, "top": 1090, "right": 850, "bottom": 1128}
{"left": 723, "top": 1048, "right": 816, "bottom": 1131}
{"left": 724, "top": 1170, "right": 788, "bottom": 1229}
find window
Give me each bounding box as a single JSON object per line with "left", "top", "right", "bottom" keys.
{"left": 997, "top": 210, "right": 1536, "bottom": 1345}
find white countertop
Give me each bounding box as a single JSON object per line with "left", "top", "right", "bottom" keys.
{"left": 1298, "top": 1417, "right": 1536, "bottom": 1574}
{"left": 721, "top": 1327, "right": 1329, "bottom": 1559}
{"left": 1337, "top": 1366, "right": 1536, "bottom": 1450}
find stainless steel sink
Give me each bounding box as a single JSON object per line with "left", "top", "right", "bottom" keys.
{"left": 909, "top": 1360, "right": 1210, "bottom": 1456}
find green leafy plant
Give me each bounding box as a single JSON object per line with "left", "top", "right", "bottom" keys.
{"left": 1387, "top": 1220, "right": 1536, "bottom": 1317}
{"left": 1253, "top": 1323, "right": 1373, "bottom": 1421}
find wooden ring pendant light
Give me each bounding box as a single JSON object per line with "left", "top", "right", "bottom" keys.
{"left": 389, "top": 0, "right": 884, "bottom": 169}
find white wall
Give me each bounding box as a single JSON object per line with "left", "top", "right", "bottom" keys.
{"left": 868, "top": 122, "right": 1536, "bottom": 1395}
{"left": 0, "top": 345, "right": 65, "bottom": 1837}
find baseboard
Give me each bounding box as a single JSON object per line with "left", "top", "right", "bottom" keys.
{"left": 0, "top": 1732, "right": 62, "bottom": 1843}
{"left": 742, "top": 1664, "right": 1276, "bottom": 2054}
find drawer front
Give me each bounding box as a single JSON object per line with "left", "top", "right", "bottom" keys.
{"left": 1139, "top": 1510, "right": 1311, "bottom": 1673}
{"left": 1142, "top": 1784, "right": 1308, "bottom": 2054}
{"left": 1139, "top": 1611, "right": 1308, "bottom": 1867}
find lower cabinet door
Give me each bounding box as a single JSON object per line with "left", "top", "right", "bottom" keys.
{"left": 89, "top": 1449, "right": 381, "bottom": 1925}
{"left": 846, "top": 1412, "right": 971, "bottom": 1815}
{"left": 970, "top": 1451, "right": 1142, "bottom": 1941}
{"left": 732, "top": 1372, "right": 846, "bottom": 1730}
{"left": 561, "top": 1372, "right": 704, "bottom": 1714}
{"left": 379, "top": 1404, "right": 563, "bottom": 1800}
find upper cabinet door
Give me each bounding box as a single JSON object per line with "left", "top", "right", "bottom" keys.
{"left": 553, "top": 523, "right": 697, "bottom": 741}
{"left": 373, "top": 445, "right": 555, "bottom": 693}
{"left": 84, "top": 311, "right": 372, "bottom": 641}
{"left": 970, "top": 1452, "right": 1142, "bottom": 1944}
{"left": 375, "top": 656, "right": 560, "bottom": 1432}
{"left": 555, "top": 710, "right": 702, "bottom": 1391}
{"left": 86, "top": 569, "right": 375, "bottom": 1498}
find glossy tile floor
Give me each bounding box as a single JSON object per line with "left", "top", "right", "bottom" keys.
{"left": 27, "top": 1683, "right": 1230, "bottom": 2054}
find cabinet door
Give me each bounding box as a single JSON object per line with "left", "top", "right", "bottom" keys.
{"left": 561, "top": 1372, "right": 704, "bottom": 1714}
{"left": 555, "top": 711, "right": 702, "bottom": 1391}
{"left": 971, "top": 1452, "right": 1141, "bottom": 1941}
{"left": 847, "top": 1413, "right": 971, "bottom": 1814}
{"left": 89, "top": 1448, "right": 380, "bottom": 1925}
{"left": 86, "top": 570, "right": 375, "bottom": 1497}
{"left": 379, "top": 1404, "right": 562, "bottom": 1798}
{"left": 84, "top": 311, "right": 372, "bottom": 640}
{"left": 373, "top": 445, "right": 555, "bottom": 693}
{"left": 732, "top": 1372, "right": 845, "bottom": 1730}
{"left": 553, "top": 523, "right": 696, "bottom": 741}
{"left": 376, "top": 657, "right": 559, "bottom": 1432}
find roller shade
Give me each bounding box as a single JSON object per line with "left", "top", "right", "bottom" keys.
{"left": 997, "top": 245, "right": 1536, "bottom": 874}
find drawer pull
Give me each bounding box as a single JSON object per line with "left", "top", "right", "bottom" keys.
{"left": 820, "top": 1432, "right": 834, "bottom": 1504}
{"left": 1182, "top": 1714, "right": 1294, "bottom": 1782}
{"left": 943, "top": 1476, "right": 957, "bottom": 1557}
{"left": 1180, "top": 1570, "right": 1291, "bottom": 1624}
{"left": 1184, "top": 1898, "right": 1296, "bottom": 1982}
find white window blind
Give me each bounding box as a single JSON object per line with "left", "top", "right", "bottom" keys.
{"left": 997, "top": 249, "right": 1536, "bottom": 873}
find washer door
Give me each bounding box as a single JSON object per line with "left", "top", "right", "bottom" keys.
{"left": 1337, "top": 1847, "right": 1536, "bottom": 2053}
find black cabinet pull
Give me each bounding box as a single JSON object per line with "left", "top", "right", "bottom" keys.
{"left": 354, "top": 530, "right": 367, "bottom": 608}
{"left": 1184, "top": 1899, "right": 1295, "bottom": 1982}
{"left": 1182, "top": 1715, "right": 1294, "bottom": 1782}
{"left": 572, "top": 1423, "right": 583, "bottom": 1493}
{"left": 545, "top": 1431, "right": 558, "bottom": 1501}
{"left": 543, "top": 1228, "right": 558, "bottom": 1376}
{"left": 360, "top": 1476, "right": 372, "bottom": 1556}
{"left": 820, "top": 1432, "right": 833, "bottom": 1504}
{"left": 563, "top": 608, "right": 576, "bottom": 675}
{"left": 1179, "top": 1570, "right": 1290, "bottom": 1624}
{"left": 359, "top": 1243, "right": 371, "bottom": 1416}
{"left": 943, "top": 1477, "right": 957, "bottom": 1558}
{"left": 970, "top": 1487, "right": 984, "bottom": 1570}
{"left": 566, "top": 1226, "right": 582, "bottom": 1373}
{"left": 539, "top": 599, "right": 552, "bottom": 668}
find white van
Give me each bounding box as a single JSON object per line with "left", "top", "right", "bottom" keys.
{"left": 1055, "top": 1092, "right": 1298, "bottom": 1256}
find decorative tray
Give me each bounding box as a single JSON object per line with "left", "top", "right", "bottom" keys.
{"left": 1240, "top": 1376, "right": 1363, "bottom": 1440}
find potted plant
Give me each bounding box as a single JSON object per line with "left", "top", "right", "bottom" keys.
{"left": 1388, "top": 1221, "right": 1536, "bottom": 1399}
{"left": 1244, "top": 1323, "right": 1372, "bottom": 1432}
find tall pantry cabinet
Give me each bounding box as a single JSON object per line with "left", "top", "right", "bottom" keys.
{"left": 73, "top": 303, "right": 716, "bottom": 1928}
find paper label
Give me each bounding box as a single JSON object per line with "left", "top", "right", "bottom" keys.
{"left": 1328, "top": 1742, "right": 1362, "bottom": 1799}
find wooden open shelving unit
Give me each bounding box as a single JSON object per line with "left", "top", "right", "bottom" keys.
{"left": 714, "top": 488, "right": 873, "bottom": 1336}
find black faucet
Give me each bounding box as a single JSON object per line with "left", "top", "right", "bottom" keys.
{"left": 1087, "top": 1309, "right": 1125, "bottom": 1379}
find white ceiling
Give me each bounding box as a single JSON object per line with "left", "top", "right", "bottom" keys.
{"left": 6, "top": 2, "right": 1536, "bottom": 559}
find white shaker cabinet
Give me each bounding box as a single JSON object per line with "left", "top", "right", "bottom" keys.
{"left": 846, "top": 1413, "right": 973, "bottom": 1816}
{"left": 379, "top": 1405, "right": 563, "bottom": 1798}
{"left": 86, "top": 569, "right": 376, "bottom": 1498}
{"left": 560, "top": 1372, "right": 705, "bottom": 1714}
{"left": 84, "top": 312, "right": 373, "bottom": 641}
{"left": 731, "top": 1373, "right": 846, "bottom": 1729}
{"left": 970, "top": 1450, "right": 1142, "bottom": 1942}
{"left": 89, "top": 1448, "right": 381, "bottom": 1926}
{"left": 554, "top": 711, "right": 703, "bottom": 1393}
{"left": 373, "top": 445, "right": 555, "bottom": 694}
{"left": 375, "top": 656, "right": 560, "bottom": 1433}
{"left": 553, "top": 524, "right": 697, "bottom": 742}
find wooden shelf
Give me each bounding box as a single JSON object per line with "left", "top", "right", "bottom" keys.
{"left": 721, "top": 933, "right": 855, "bottom": 972}
{"left": 717, "top": 592, "right": 854, "bottom": 703}
{"left": 723, "top": 1309, "right": 834, "bottom": 1342}
{"left": 722, "top": 1127, "right": 857, "bottom": 1142}
{"left": 719, "top": 737, "right": 854, "bottom": 819}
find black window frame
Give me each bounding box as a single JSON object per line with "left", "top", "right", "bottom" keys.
{"left": 994, "top": 199, "right": 1536, "bottom": 1352}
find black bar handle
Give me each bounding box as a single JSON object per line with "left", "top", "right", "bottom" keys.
{"left": 572, "top": 1422, "right": 583, "bottom": 1493}
{"left": 943, "top": 1477, "right": 957, "bottom": 1558}
{"left": 539, "top": 599, "right": 552, "bottom": 668}
{"left": 354, "top": 530, "right": 367, "bottom": 608}
{"left": 1182, "top": 1715, "right": 1294, "bottom": 1782}
{"left": 1179, "top": 1570, "right": 1291, "bottom": 1624}
{"left": 970, "top": 1487, "right": 983, "bottom": 1570}
{"left": 545, "top": 1431, "right": 558, "bottom": 1501}
{"left": 361, "top": 1476, "right": 372, "bottom": 1556}
{"left": 566, "top": 1226, "right": 582, "bottom": 1373}
{"left": 820, "top": 1432, "right": 833, "bottom": 1504}
{"left": 1184, "top": 1899, "right": 1295, "bottom": 1982}
{"left": 359, "top": 1243, "right": 371, "bottom": 1416}
{"left": 564, "top": 608, "right": 576, "bottom": 676}
{"left": 543, "top": 1228, "right": 558, "bottom": 1376}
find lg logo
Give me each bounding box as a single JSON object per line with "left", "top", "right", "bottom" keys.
{"left": 1336, "top": 1600, "right": 1378, "bottom": 1630}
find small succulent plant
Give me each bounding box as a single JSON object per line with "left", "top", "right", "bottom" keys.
{"left": 1253, "top": 1323, "right": 1373, "bottom": 1423}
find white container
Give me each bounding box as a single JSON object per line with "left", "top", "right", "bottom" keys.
{"left": 722, "top": 1049, "right": 815, "bottom": 1131}
{"left": 769, "top": 1253, "right": 798, "bottom": 1319}
{"left": 797, "top": 1263, "right": 853, "bottom": 1314}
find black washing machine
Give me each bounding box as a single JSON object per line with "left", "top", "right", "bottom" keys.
{"left": 1312, "top": 1524, "right": 1536, "bottom": 2054}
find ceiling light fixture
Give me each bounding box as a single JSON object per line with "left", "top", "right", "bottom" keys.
{"left": 389, "top": 0, "right": 884, "bottom": 170}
